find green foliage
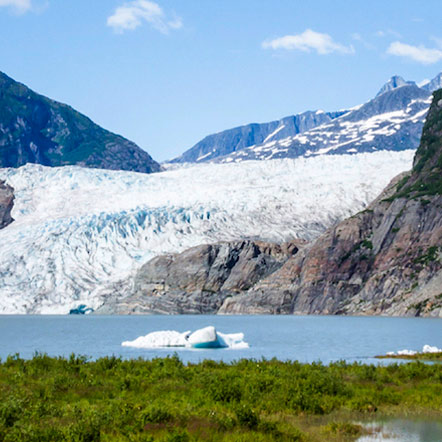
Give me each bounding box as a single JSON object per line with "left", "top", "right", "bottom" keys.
{"left": 413, "top": 246, "right": 440, "bottom": 266}
{"left": 0, "top": 355, "right": 441, "bottom": 441}
{"left": 386, "top": 89, "right": 442, "bottom": 200}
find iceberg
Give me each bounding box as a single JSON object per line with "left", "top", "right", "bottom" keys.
{"left": 121, "top": 326, "right": 249, "bottom": 350}
{"left": 386, "top": 344, "right": 442, "bottom": 356}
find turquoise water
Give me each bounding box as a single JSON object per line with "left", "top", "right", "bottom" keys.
{"left": 0, "top": 315, "right": 440, "bottom": 364}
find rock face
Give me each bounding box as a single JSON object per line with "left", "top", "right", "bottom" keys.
{"left": 219, "top": 89, "right": 442, "bottom": 317}
{"left": 97, "top": 240, "right": 303, "bottom": 314}
{"left": 0, "top": 180, "right": 13, "bottom": 229}
{"left": 0, "top": 71, "right": 160, "bottom": 173}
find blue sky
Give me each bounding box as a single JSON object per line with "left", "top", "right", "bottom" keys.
{"left": 0, "top": 0, "right": 441, "bottom": 161}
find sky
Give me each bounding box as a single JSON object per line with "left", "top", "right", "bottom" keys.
{"left": 0, "top": 0, "right": 441, "bottom": 162}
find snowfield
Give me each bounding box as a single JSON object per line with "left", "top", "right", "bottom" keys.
{"left": 0, "top": 150, "right": 414, "bottom": 313}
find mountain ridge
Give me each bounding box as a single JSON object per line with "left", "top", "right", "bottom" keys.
{"left": 171, "top": 72, "right": 441, "bottom": 165}
{"left": 0, "top": 71, "right": 160, "bottom": 173}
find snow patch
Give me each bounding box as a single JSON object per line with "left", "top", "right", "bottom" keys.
{"left": 263, "top": 125, "right": 286, "bottom": 143}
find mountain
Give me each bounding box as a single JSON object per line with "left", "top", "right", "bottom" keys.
{"left": 118, "top": 90, "right": 441, "bottom": 317}
{"left": 220, "top": 89, "right": 442, "bottom": 317}
{"left": 0, "top": 71, "right": 160, "bottom": 173}
{"left": 170, "top": 110, "right": 345, "bottom": 163}
{"left": 0, "top": 150, "right": 413, "bottom": 313}
{"left": 422, "top": 72, "right": 442, "bottom": 93}
{"left": 375, "top": 75, "right": 415, "bottom": 97}
{"left": 171, "top": 72, "right": 442, "bottom": 165}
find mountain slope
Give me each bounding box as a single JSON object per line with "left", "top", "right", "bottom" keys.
{"left": 0, "top": 71, "right": 160, "bottom": 173}
{"left": 172, "top": 72, "right": 442, "bottom": 165}
{"left": 171, "top": 110, "right": 345, "bottom": 163}
{"left": 220, "top": 89, "right": 442, "bottom": 317}
{"left": 215, "top": 85, "right": 430, "bottom": 163}
{"left": 0, "top": 150, "right": 413, "bottom": 313}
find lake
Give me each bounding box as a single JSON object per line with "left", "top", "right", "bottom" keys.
{"left": 0, "top": 315, "right": 441, "bottom": 364}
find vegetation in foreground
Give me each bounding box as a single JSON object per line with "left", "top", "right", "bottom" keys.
{"left": 0, "top": 354, "right": 441, "bottom": 441}
{"left": 376, "top": 352, "right": 442, "bottom": 361}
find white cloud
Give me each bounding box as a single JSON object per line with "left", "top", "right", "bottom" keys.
{"left": 351, "top": 33, "right": 375, "bottom": 50}
{"left": 0, "top": 0, "right": 31, "bottom": 14}
{"left": 387, "top": 41, "right": 442, "bottom": 65}
{"left": 375, "top": 29, "right": 401, "bottom": 39}
{"left": 107, "top": 0, "right": 182, "bottom": 34}
{"left": 262, "top": 29, "right": 354, "bottom": 55}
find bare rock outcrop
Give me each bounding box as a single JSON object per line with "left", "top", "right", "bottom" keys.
{"left": 97, "top": 239, "right": 303, "bottom": 314}
{"left": 0, "top": 180, "right": 14, "bottom": 229}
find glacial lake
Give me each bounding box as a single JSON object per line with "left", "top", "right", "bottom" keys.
{"left": 0, "top": 315, "right": 441, "bottom": 364}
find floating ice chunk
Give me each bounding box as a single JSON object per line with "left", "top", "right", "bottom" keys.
{"left": 121, "top": 326, "right": 249, "bottom": 350}
{"left": 217, "top": 332, "right": 249, "bottom": 349}
{"left": 386, "top": 344, "right": 442, "bottom": 356}
{"left": 397, "top": 349, "right": 417, "bottom": 356}
{"left": 122, "top": 330, "right": 190, "bottom": 348}
{"left": 422, "top": 344, "right": 442, "bottom": 353}
{"left": 187, "top": 326, "right": 222, "bottom": 348}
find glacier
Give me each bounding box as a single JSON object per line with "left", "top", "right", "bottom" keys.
{"left": 0, "top": 150, "right": 414, "bottom": 314}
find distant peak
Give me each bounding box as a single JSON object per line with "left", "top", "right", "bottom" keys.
{"left": 421, "top": 71, "right": 442, "bottom": 93}
{"left": 376, "top": 75, "right": 415, "bottom": 97}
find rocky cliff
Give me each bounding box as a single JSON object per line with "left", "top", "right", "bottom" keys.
{"left": 220, "top": 89, "right": 442, "bottom": 317}
{"left": 115, "top": 90, "right": 442, "bottom": 317}
{"left": 0, "top": 180, "right": 13, "bottom": 229}
{"left": 97, "top": 239, "right": 303, "bottom": 314}
{"left": 0, "top": 71, "right": 160, "bottom": 173}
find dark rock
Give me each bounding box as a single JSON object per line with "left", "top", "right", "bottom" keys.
{"left": 0, "top": 180, "right": 14, "bottom": 229}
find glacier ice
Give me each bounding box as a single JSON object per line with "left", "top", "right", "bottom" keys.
{"left": 0, "top": 150, "right": 415, "bottom": 313}
{"left": 121, "top": 326, "right": 248, "bottom": 349}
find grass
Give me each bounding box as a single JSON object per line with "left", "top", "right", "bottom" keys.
{"left": 0, "top": 354, "right": 441, "bottom": 441}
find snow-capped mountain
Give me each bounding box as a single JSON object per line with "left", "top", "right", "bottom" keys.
{"left": 171, "top": 110, "right": 346, "bottom": 163}
{"left": 170, "top": 72, "right": 441, "bottom": 165}
{"left": 215, "top": 85, "right": 430, "bottom": 163}
{"left": 0, "top": 150, "right": 414, "bottom": 313}
{"left": 375, "top": 75, "right": 415, "bottom": 97}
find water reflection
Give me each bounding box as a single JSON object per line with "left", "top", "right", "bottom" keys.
{"left": 358, "top": 419, "right": 442, "bottom": 441}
